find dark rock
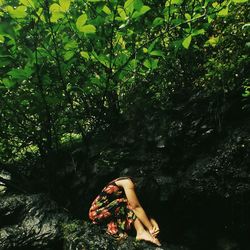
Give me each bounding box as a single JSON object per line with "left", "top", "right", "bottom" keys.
{"left": 0, "top": 194, "right": 68, "bottom": 250}
{"left": 0, "top": 194, "right": 187, "bottom": 250}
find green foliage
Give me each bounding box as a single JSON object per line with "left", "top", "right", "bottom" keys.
{"left": 0, "top": 0, "right": 248, "bottom": 163}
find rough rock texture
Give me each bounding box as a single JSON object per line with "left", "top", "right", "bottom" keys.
{"left": 0, "top": 194, "right": 68, "bottom": 250}
{"left": 0, "top": 194, "right": 187, "bottom": 250}
{"left": 63, "top": 220, "right": 186, "bottom": 250}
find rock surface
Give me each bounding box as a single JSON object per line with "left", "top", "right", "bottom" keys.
{"left": 0, "top": 194, "right": 187, "bottom": 250}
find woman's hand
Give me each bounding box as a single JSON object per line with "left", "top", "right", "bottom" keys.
{"left": 149, "top": 218, "right": 160, "bottom": 237}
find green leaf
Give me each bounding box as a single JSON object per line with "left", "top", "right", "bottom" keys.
{"left": 76, "top": 13, "right": 88, "bottom": 31}
{"left": 50, "top": 3, "right": 61, "bottom": 13}
{"left": 0, "top": 22, "right": 16, "bottom": 40}
{"left": 192, "top": 29, "right": 205, "bottom": 36}
{"left": 150, "top": 50, "right": 163, "bottom": 57}
{"left": 51, "top": 13, "right": 64, "bottom": 22}
{"left": 64, "top": 51, "right": 74, "bottom": 60}
{"left": 20, "top": 0, "right": 35, "bottom": 8}
{"left": 114, "top": 53, "right": 128, "bottom": 67}
{"left": 207, "top": 15, "right": 213, "bottom": 23}
{"left": 129, "top": 59, "right": 138, "bottom": 70}
{"left": 50, "top": 3, "right": 64, "bottom": 22}
{"left": 0, "top": 0, "right": 5, "bottom": 6}
{"left": 134, "top": 0, "right": 143, "bottom": 10}
{"left": 97, "top": 54, "right": 110, "bottom": 67}
{"left": 233, "top": 0, "right": 248, "bottom": 3}
{"left": 64, "top": 40, "right": 78, "bottom": 50}
{"left": 143, "top": 58, "right": 158, "bottom": 70}
{"left": 7, "top": 66, "right": 33, "bottom": 80}
{"left": 124, "top": 0, "right": 134, "bottom": 15}
{"left": 182, "top": 35, "right": 192, "bottom": 49}
{"left": 79, "top": 24, "right": 96, "bottom": 33}
{"left": 143, "top": 59, "right": 151, "bottom": 69}
{"left": 151, "top": 58, "right": 159, "bottom": 69}
{"left": 2, "top": 78, "right": 16, "bottom": 88}
{"left": 0, "top": 34, "right": 4, "bottom": 43}
{"left": 148, "top": 39, "right": 157, "bottom": 52}
{"left": 218, "top": 7, "right": 228, "bottom": 17}
{"left": 6, "top": 5, "right": 27, "bottom": 18}
{"left": 132, "top": 5, "right": 150, "bottom": 19}
{"left": 102, "top": 5, "right": 111, "bottom": 15}
{"left": 59, "top": 0, "right": 71, "bottom": 12}
{"left": 117, "top": 7, "right": 127, "bottom": 20}
{"left": 80, "top": 51, "right": 90, "bottom": 60}
{"left": 152, "top": 17, "right": 164, "bottom": 27}
{"left": 185, "top": 13, "right": 191, "bottom": 20}
{"left": 212, "top": 2, "right": 219, "bottom": 7}
{"left": 36, "top": 8, "right": 45, "bottom": 22}
{"left": 205, "top": 36, "right": 219, "bottom": 47}
{"left": 165, "top": 0, "right": 183, "bottom": 6}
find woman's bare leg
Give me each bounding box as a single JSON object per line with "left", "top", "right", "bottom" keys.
{"left": 134, "top": 218, "right": 161, "bottom": 246}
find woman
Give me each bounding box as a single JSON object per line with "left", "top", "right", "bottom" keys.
{"left": 89, "top": 176, "right": 161, "bottom": 246}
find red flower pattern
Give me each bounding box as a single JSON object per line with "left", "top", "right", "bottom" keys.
{"left": 88, "top": 179, "right": 137, "bottom": 238}
{"left": 107, "top": 221, "right": 118, "bottom": 234}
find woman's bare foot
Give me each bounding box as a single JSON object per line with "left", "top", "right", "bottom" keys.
{"left": 136, "top": 230, "right": 161, "bottom": 246}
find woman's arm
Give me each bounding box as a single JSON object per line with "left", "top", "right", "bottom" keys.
{"left": 115, "top": 178, "right": 154, "bottom": 232}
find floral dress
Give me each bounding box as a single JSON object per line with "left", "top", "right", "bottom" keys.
{"left": 89, "top": 177, "right": 137, "bottom": 239}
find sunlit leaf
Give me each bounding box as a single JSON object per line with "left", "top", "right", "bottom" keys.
{"left": 124, "top": 0, "right": 134, "bottom": 15}
{"left": 50, "top": 3, "right": 61, "bottom": 13}
{"left": 165, "top": 0, "right": 183, "bottom": 6}
{"left": 49, "top": 3, "right": 65, "bottom": 22}
{"left": 192, "top": 29, "right": 205, "bottom": 36}
{"left": 79, "top": 24, "right": 96, "bottom": 33}
{"left": 59, "top": 0, "right": 71, "bottom": 12}
{"left": 51, "top": 12, "right": 64, "bottom": 22}
{"left": 76, "top": 13, "right": 88, "bottom": 31}
{"left": 20, "top": 0, "right": 35, "bottom": 8}
{"left": 118, "top": 7, "right": 127, "bottom": 20}
{"left": 132, "top": 5, "right": 150, "bottom": 19}
{"left": 182, "top": 35, "right": 192, "bottom": 49}
{"left": 102, "top": 5, "right": 111, "bottom": 15}
{"left": 218, "top": 7, "right": 228, "bottom": 17}
{"left": 207, "top": 15, "right": 213, "bottom": 23}
{"left": 0, "top": 34, "right": 5, "bottom": 43}
{"left": 233, "top": 0, "right": 248, "bottom": 3}
{"left": 6, "top": 5, "right": 27, "bottom": 18}
{"left": 36, "top": 8, "right": 45, "bottom": 22}
{"left": 185, "top": 13, "right": 191, "bottom": 20}
{"left": 205, "top": 36, "right": 219, "bottom": 47}
{"left": 212, "top": 2, "right": 219, "bottom": 8}
{"left": 0, "top": 0, "right": 5, "bottom": 6}
{"left": 80, "top": 51, "right": 90, "bottom": 60}
{"left": 150, "top": 50, "right": 163, "bottom": 57}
